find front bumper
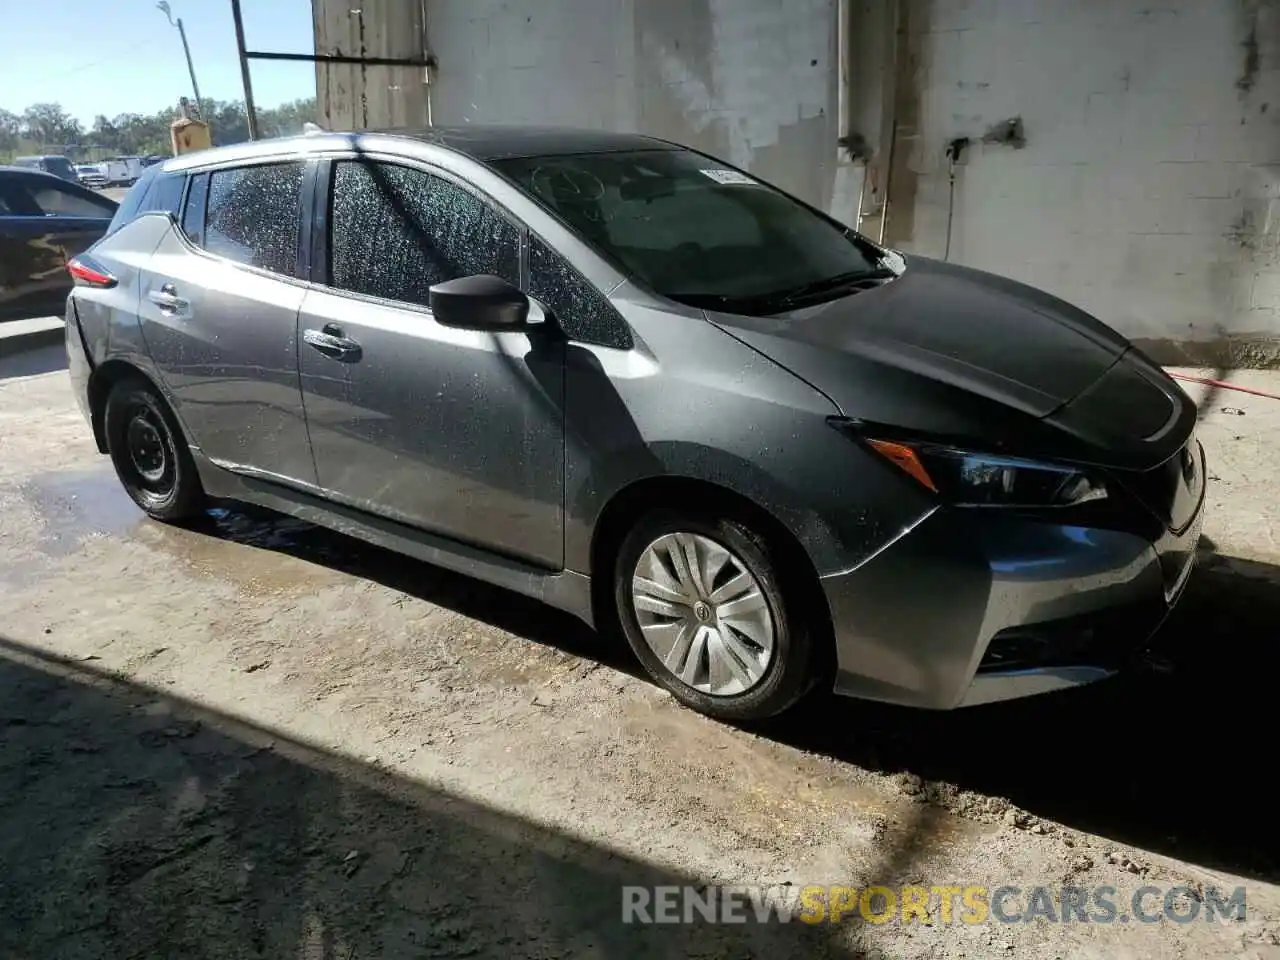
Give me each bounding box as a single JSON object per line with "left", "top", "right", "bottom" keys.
{"left": 821, "top": 452, "right": 1205, "bottom": 710}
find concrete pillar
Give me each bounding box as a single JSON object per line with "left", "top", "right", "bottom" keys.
{"left": 313, "top": 0, "right": 431, "bottom": 130}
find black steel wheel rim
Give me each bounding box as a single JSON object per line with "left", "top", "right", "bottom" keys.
{"left": 124, "top": 403, "right": 172, "bottom": 492}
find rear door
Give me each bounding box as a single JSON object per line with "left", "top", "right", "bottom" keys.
{"left": 0, "top": 171, "right": 116, "bottom": 322}
{"left": 297, "top": 156, "right": 566, "bottom": 567}
{"left": 136, "top": 160, "right": 316, "bottom": 486}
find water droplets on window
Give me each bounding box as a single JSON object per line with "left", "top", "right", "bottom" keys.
{"left": 204, "top": 162, "right": 304, "bottom": 276}
{"left": 328, "top": 161, "right": 518, "bottom": 307}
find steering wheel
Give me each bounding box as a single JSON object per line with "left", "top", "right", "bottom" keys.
{"left": 529, "top": 165, "right": 606, "bottom": 204}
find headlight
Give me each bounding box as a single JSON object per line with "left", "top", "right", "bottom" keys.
{"left": 865, "top": 439, "right": 1107, "bottom": 508}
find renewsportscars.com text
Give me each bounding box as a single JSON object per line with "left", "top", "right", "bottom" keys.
{"left": 621, "top": 884, "right": 1247, "bottom": 926}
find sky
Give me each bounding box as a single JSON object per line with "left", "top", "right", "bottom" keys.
{"left": 2, "top": 0, "right": 318, "bottom": 123}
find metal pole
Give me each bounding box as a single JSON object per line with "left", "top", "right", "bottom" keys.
{"left": 230, "top": 0, "right": 260, "bottom": 139}
{"left": 175, "top": 18, "right": 202, "bottom": 111}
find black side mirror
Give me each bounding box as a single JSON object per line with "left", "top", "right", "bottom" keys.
{"left": 429, "top": 274, "right": 530, "bottom": 331}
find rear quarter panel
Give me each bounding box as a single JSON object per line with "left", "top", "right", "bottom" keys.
{"left": 71, "top": 214, "right": 183, "bottom": 412}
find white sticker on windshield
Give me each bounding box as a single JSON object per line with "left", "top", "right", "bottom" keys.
{"left": 700, "top": 168, "right": 757, "bottom": 185}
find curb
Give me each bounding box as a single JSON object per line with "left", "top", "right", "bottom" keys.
{"left": 0, "top": 318, "right": 64, "bottom": 360}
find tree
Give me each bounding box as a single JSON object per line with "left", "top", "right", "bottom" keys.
{"left": 90, "top": 115, "right": 120, "bottom": 151}
{"left": 1, "top": 97, "right": 319, "bottom": 160}
{"left": 0, "top": 108, "right": 20, "bottom": 152}
{"left": 21, "top": 103, "right": 82, "bottom": 148}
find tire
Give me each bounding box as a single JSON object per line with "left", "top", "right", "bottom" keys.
{"left": 613, "top": 509, "right": 816, "bottom": 721}
{"left": 104, "top": 377, "right": 205, "bottom": 523}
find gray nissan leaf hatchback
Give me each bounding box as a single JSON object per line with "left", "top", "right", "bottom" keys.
{"left": 64, "top": 127, "right": 1205, "bottom": 721}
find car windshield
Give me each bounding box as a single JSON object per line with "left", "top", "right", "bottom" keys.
{"left": 493, "top": 148, "right": 892, "bottom": 314}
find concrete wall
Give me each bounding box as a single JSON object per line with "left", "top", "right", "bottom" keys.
{"left": 314, "top": 0, "right": 1280, "bottom": 365}
{"left": 313, "top": 0, "right": 430, "bottom": 131}
{"left": 892, "top": 0, "right": 1280, "bottom": 366}
{"left": 418, "top": 0, "right": 850, "bottom": 221}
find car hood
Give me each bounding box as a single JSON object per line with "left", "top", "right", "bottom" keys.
{"left": 705, "top": 256, "right": 1194, "bottom": 471}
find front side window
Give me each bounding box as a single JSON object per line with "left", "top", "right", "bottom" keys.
{"left": 494, "top": 149, "right": 888, "bottom": 316}
{"left": 327, "top": 160, "right": 519, "bottom": 307}
{"left": 528, "top": 236, "right": 632, "bottom": 349}
{"left": 204, "top": 162, "right": 305, "bottom": 276}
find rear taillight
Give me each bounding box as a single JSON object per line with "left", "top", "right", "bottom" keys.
{"left": 67, "top": 255, "right": 117, "bottom": 288}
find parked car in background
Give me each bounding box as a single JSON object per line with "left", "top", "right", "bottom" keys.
{"left": 141, "top": 155, "right": 168, "bottom": 168}
{"left": 75, "top": 163, "right": 108, "bottom": 188}
{"left": 64, "top": 129, "right": 1205, "bottom": 723}
{"left": 12, "top": 155, "right": 80, "bottom": 183}
{"left": 106, "top": 156, "right": 146, "bottom": 186}
{"left": 0, "top": 165, "right": 117, "bottom": 322}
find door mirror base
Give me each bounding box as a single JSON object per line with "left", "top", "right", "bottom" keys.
{"left": 429, "top": 274, "right": 531, "bottom": 331}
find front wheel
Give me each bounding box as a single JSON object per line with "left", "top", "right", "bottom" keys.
{"left": 104, "top": 378, "right": 204, "bottom": 523}
{"left": 613, "top": 510, "right": 817, "bottom": 721}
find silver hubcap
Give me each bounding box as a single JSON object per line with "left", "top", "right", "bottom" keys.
{"left": 630, "top": 532, "right": 775, "bottom": 697}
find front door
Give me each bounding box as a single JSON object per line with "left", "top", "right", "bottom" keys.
{"left": 298, "top": 158, "right": 565, "bottom": 569}
{"left": 137, "top": 161, "right": 316, "bottom": 487}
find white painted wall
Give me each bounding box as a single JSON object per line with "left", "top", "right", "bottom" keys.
{"left": 317, "top": 0, "right": 1280, "bottom": 362}
{"left": 422, "top": 0, "right": 851, "bottom": 221}
{"left": 894, "top": 0, "right": 1280, "bottom": 363}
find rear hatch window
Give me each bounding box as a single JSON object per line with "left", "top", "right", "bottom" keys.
{"left": 45, "top": 157, "right": 78, "bottom": 181}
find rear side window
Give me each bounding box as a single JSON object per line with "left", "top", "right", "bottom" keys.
{"left": 141, "top": 173, "right": 186, "bottom": 218}
{"left": 0, "top": 174, "right": 115, "bottom": 219}
{"left": 28, "top": 180, "right": 116, "bottom": 218}
{"left": 106, "top": 169, "right": 159, "bottom": 233}
{"left": 181, "top": 173, "right": 208, "bottom": 245}
{"left": 203, "top": 162, "right": 305, "bottom": 276}
{"left": 327, "top": 159, "right": 519, "bottom": 306}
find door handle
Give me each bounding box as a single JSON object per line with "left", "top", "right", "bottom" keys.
{"left": 147, "top": 283, "right": 188, "bottom": 314}
{"left": 303, "top": 327, "right": 363, "bottom": 362}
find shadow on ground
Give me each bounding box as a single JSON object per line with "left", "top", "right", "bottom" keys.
{"left": 177, "top": 499, "right": 1280, "bottom": 887}
{"left": 0, "top": 635, "right": 864, "bottom": 959}
{"left": 769, "top": 539, "right": 1280, "bottom": 885}
{"left": 0, "top": 342, "right": 69, "bottom": 380}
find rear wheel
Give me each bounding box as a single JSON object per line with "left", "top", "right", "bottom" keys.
{"left": 613, "top": 510, "right": 816, "bottom": 721}
{"left": 104, "top": 378, "right": 204, "bottom": 523}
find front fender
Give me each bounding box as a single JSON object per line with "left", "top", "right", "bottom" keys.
{"left": 562, "top": 301, "right": 936, "bottom": 576}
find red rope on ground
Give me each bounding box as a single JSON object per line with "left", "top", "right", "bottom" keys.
{"left": 1167, "top": 373, "right": 1280, "bottom": 402}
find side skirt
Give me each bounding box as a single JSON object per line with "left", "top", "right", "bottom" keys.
{"left": 192, "top": 451, "right": 595, "bottom": 628}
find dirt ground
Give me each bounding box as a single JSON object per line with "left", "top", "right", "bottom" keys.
{"left": 3, "top": 343, "right": 1280, "bottom": 959}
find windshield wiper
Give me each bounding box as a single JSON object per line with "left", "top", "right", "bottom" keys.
{"left": 667, "top": 266, "right": 899, "bottom": 315}
{"left": 774, "top": 266, "right": 899, "bottom": 307}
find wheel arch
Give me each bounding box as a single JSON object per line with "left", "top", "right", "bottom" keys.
{"left": 88, "top": 359, "right": 189, "bottom": 455}
{"left": 588, "top": 474, "right": 837, "bottom": 684}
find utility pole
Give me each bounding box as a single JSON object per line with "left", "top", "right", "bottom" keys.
{"left": 229, "top": 0, "right": 260, "bottom": 139}
{"left": 156, "top": 2, "right": 203, "bottom": 115}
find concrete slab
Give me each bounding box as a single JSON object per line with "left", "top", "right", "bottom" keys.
{"left": 0, "top": 316, "right": 63, "bottom": 360}
{"left": 1, "top": 365, "right": 1280, "bottom": 958}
